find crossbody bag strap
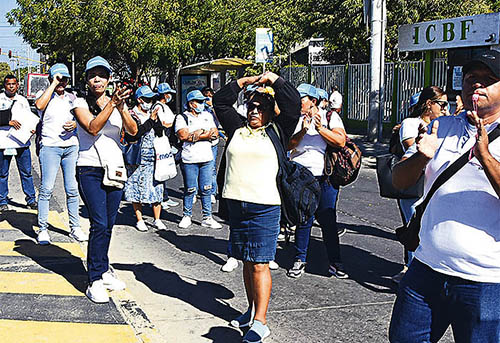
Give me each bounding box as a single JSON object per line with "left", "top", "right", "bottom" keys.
{"left": 266, "top": 123, "right": 286, "bottom": 167}
{"left": 418, "top": 124, "right": 500, "bottom": 212}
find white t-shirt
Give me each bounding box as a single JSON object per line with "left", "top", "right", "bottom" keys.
{"left": 73, "top": 98, "right": 124, "bottom": 167}
{"left": 399, "top": 117, "right": 425, "bottom": 152}
{"left": 290, "top": 109, "right": 344, "bottom": 176}
{"left": 132, "top": 106, "right": 150, "bottom": 124}
{"left": 0, "top": 92, "right": 32, "bottom": 149}
{"left": 174, "top": 110, "right": 216, "bottom": 164}
{"left": 35, "top": 90, "right": 78, "bottom": 147}
{"left": 404, "top": 113, "right": 500, "bottom": 282}
{"left": 329, "top": 91, "right": 343, "bottom": 109}
{"left": 154, "top": 101, "right": 175, "bottom": 125}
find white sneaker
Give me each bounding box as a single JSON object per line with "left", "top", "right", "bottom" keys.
{"left": 102, "top": 270, "right": 126, "bottom": 291}
{"left": 165, "top": 199, "right": 179, "bottom": 207}
{"left": 221, "top": 257, "right": 238, "bottom": 272}
{"left": 37, "top": 230, "right": 51, "bottom": 245}
{"left": 211, "top": 195, "right": 216, "bottom": 204}
{"left": 201, "top": 216, "right": 222, "bottom": 229}
{"left": 86, "top": 279, "right": 109, "bottom": 303}
{"left": 154, "top": 219, "right": 166, "bottom": 230}
{"left": 136, "top": 220, "right": 148, "bottom": 232}
{"left": 69, "top": 227, "right": 88, "bottom": 242}
{"left": 161, "top": 202, "right": 170, "bottom": 210}
{"left": 269, "top": 260, "right": 279, "bottom": 270}
{"left": 178, "top": 216, "right": 192, "bottom": 229}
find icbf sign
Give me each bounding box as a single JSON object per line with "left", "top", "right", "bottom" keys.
{"left": 399, "top": 13, "right": 500, "bottom": 52}
{"left": 255, "top": 28, "right": 273, "bottom": 63}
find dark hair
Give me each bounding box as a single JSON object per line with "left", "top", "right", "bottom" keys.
{"left": 201, "top": 86, "right": 214, "bottom": 94}
{"left": 410, "top": 86, "right": 445, "bottom": 118}
{"left": 4, "top": 74, "right": 17, "bottom": 85}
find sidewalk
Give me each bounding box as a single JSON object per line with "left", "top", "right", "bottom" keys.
{"left": 0, "top": 146, "right": 151, "bottom": 343}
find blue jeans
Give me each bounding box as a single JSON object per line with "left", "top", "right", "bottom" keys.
{"left": 294, "top": 177, "right": 341, "bottom": 264}
{"left": 76, "top": 166, "right": 123, "bottom": 283}
{"left": 180, "top": 161, "right": 212, "bottom": 217}
{"left": 38, "top": 145, "right": 80, "bottom": 231}
{"left": 398, "top": 197, "right": 419, "bottom": 265}
{"left": 210, "top": 144, "right": 218, "bottom": 196}
{"left": 0, "top": 147, "right": 36, "bottom": 205}
{"left": 389, "top": 259, "right": 500, "bottom": 343}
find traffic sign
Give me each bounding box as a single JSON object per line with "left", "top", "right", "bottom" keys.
{"left": 255, "top": 28, "right": 273, "bottom": 63}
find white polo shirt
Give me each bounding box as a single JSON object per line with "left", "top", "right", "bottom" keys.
{"left": 0, "top": 92, "right": 32, "bottom": 149}
{"left": 36, "top": 90, "right": 78, "bottom": 147}
{"left": 290, "top": 109, "right": 344, "bottom": 176}
{"left": 174, "top": 110, "right": 215, "bottom": 164}
{"left": 404, "top": 113, "right": 500, "bottom": 282}
{"left": 155, "top": 101, "right": 175, "bottom": 125}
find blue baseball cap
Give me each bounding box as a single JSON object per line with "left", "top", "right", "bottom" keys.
{"left": 409, "top": 92, "right": 421, "bottom": 108}
{"left": 297, "top": 83, "right": 319, "bottom": 100}
{"left": 317, "top": 88, "right": 328, "bottom": 100}
{"left": 187, "top": 90, "right": 209, "bottom": 102}
{"left": 157, "top": 83, "right": 176, "bottom": 94}
{"left": 245, "top": 84, "right": 259, "bottom": 93}
{"left": 135, "top": 85, "right": 156, "bottom": 99}
{"left": 85, "top": 56, "right": 112, "bottom": 74}
{"left": 49, "top": 63, "right": 70, "bottom": 79}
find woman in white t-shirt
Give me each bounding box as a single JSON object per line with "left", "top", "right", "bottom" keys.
{"left": 287, "top": 83, "right": 348, "bottom": 279}
{"left": 397, "top": 86, "right": 447, "bottom": 270}
{"left": 34, "top": 63, "right": 86, "bottom": 246}
{"left": 72, "top": 56, "right": 137, "bottom": 304}
{"left": 175, "top": 90, "right": 221, "bottom": 229}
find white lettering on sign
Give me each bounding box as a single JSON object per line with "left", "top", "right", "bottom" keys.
{"left": 399, "top": 13, "right": 500, "bottom": 51}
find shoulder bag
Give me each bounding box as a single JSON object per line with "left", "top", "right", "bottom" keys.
{"left": 397, "top": 125, "right": 500, "bottom": 251}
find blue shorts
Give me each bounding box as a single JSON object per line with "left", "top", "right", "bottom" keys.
{"left": 227, "top": 199, "right": 280, "bottom": 263}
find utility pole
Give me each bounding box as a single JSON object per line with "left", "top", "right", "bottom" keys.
{"left": 71, "top": 52, "right": 75, "bottom": 87}
{"left": 367, "top": 0, "right": 386, "bottom": 142}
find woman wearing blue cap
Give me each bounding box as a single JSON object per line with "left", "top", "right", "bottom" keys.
{"left": 34, "top": 63, "right": 87, "bottom": 245}
{"left": 123, "top": 85, "right": 167, "bottom": 232}
{"left": 175, "top": 89, "right": 221, "bottom": 229}
{"left": 72, "top": 56, "right": 138, "bottom": 303}
{"left": 286, "top": 83, "right": 348, "bottom": 280}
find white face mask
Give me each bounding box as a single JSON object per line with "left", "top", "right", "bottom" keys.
{"left": 141, "top": 101, "right": 152, "bottom": 111}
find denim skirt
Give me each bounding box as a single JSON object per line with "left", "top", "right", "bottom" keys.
{"left": 227, "top": 199, "right": 280, "bottom": 263}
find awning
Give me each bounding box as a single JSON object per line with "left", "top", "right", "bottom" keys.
{"left": 180, "top": 57, "right": 253, "bottom": 73}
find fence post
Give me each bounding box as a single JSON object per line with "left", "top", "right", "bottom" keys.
{"left": 343, "top": 63, "right": 349, "bottom": 122}
{"left": 424, "top": 51, "right": 434, "bottom": 87}
{"left": 391, "top": 63, "right": 399, "bottom": 126}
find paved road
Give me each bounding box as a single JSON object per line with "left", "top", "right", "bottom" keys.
{"left": 24, "top": 136, "right": 454, "bottom": 342}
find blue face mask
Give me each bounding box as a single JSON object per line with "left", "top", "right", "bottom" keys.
{"left": 192, "top": 103, "right": 203, "bottom": 114}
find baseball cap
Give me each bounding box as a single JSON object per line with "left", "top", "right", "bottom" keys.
{"left": 85, "top": 56, "right": 112, "bottom": 74}
{"left": 49, "top": 63, "right": 70, "bottom": 79}
{"left": 157, "top": 83, "right": 176, "bottom": 94}
{"left": 463, "top": 48, "right": 500, "bottom": 79}
{"left": 409, "top": 92, "right": 421, "bottom": 108}
{"left": 297, "top": 83, "right": 319, "bottom": 100}
{"left": 317, "top": 88, "right": 328, "bottom": 100}
{"left": 135, "top": 85, "right": 156, "bottom": 99}
{"left": 187, "top": 90, "right": 209, "bottom": 102}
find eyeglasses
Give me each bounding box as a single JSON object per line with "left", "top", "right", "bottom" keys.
{"left": 247, "top": 103, "right": 266, "bottom": 113}
{"left": 433, "top": 100, "right": 448, "bottom": 109}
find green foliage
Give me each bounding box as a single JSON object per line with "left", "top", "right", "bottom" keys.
{"left": 0, "top": 62, "right": 12, "bottom": 84}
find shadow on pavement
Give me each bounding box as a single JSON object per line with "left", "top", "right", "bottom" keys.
{"left": 202, "top": 326, "right": 242, "bottom": 343}
{"left": 343, "top": 223, "right": 397, "bottom": 241}
{"left": 156, "top": 229, "right": 227, "bottom": 266}
{"left": 0, "top": 210, "right": 69, "bottom": 239}
{"left": 112, "top": 262, "right": 240, "bottom": 321}
{"left": 13, "top": 239, "right": 87, "bottom": 293}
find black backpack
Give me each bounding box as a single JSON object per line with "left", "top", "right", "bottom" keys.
{"left": 266, "top": 124, "right": 321, "bottom": 226}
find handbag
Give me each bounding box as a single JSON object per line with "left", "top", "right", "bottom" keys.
{"left": 102, "top": 165, "right": 127, "bottom": 189}
{"left": 153, "top": 134, "right": 177, "bottom": 182}
{"left": 376, "top": 153, "right": 424, "bottom": 199}
{"left": 396, "top": 125, "right": 500, "bottom": 251}
{"left": 266, "top": 124, "right": 321, "bottom": 227}
{"left": 122, "top": 141, "right": 142, "bottom": 166}
{"left": 0, "top": 98, "right": 16, "bottom": 126}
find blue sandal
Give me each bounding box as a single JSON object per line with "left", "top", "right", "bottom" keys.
{"left": 242, "top": 320, "right": 270, "bottom": 343}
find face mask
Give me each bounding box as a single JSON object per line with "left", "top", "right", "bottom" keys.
{"left": 165, "top": 94, "right": 172, "bottom": 103}
{"left": 193, "top": 103, "right": 203, "bottom": 114}
{"left": 141, "top": 102, "right": 152, "bottom": 111}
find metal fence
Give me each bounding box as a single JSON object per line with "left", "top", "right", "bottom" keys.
{"left": 280, "top": 59, "right": 447, "bottom": 124}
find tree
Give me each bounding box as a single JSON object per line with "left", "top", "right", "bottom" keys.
{"left": 0, "top": 62, "right": 12, "bottom": 85}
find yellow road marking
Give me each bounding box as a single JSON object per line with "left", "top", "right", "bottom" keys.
{"left": 0, "top": 241, "right": 85, "bottom": 259}
{"left": 0, "top": 210, "right": 68, "bottom": 231}
{"left": 0, "top": 320, "right": 138, "bottom": 343}
{"left": 0, "top": 271, "right": 85, "bottom": 296}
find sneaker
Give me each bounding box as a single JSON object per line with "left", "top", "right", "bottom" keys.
{"left": 230, "top": 308, "right": 254, "bottom": 328}
{"left": 136, "top": 220, "right": 148, "bottom": 232}
{"left": 154, "top": 219, "right": 166, "bottom": 230}
{"left": 102, "top": 270, "right": 126, "bottom": 291}
{"left": 329, "top": 262, "right": 349, "bottom": 279}
{"left": 337, "top": 227, "right": 347, "bottom": 237}
{"left": 211, "top": 195, "right": 216, "bottom": 204}
{"left": 269, "top": 260, "right": 279, "bottom": 270}
{"left": 165, "top": 199, "right": 179, "bottom": 207}
{"left": 27, "top": 202, "right": 37, "bottom": 210}
{"left": 287, "top": 260, "right": 306, "bottom": 278}
{"left": 69, "top": 227, "right": 89, "bottom": 242}
{"left": 178, "top": 216, "right": 192, "bottom": 229}
{"left": 201, "top": 216, "right": 222, "bottom": 229}
{"left": 242, "top": 320, "right": 270, "bottom": 343}
{"left": 0, "top": 204, "right": 9, "bottom": 212}
{"left": 391, "top": 265, "right": 408, "bottom": 284}
{"left": 37, "top": 230, "right": 51, "bottom": 245}
{"left": 86, "top": 279, "right": 109, "bottom": 303}
{"left": 221, "top": 257, "right": 238, "bottom": 272}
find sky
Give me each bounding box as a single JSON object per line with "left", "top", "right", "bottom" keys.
{"left": 0, "top": 0, "right": 40, "bottom": 70}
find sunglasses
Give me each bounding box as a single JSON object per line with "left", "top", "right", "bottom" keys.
{"left": 433, "top": 100, "right": 448, "bottom": 109}
{"left": 247, "top": 103, "right": 266, "bottom": 113}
